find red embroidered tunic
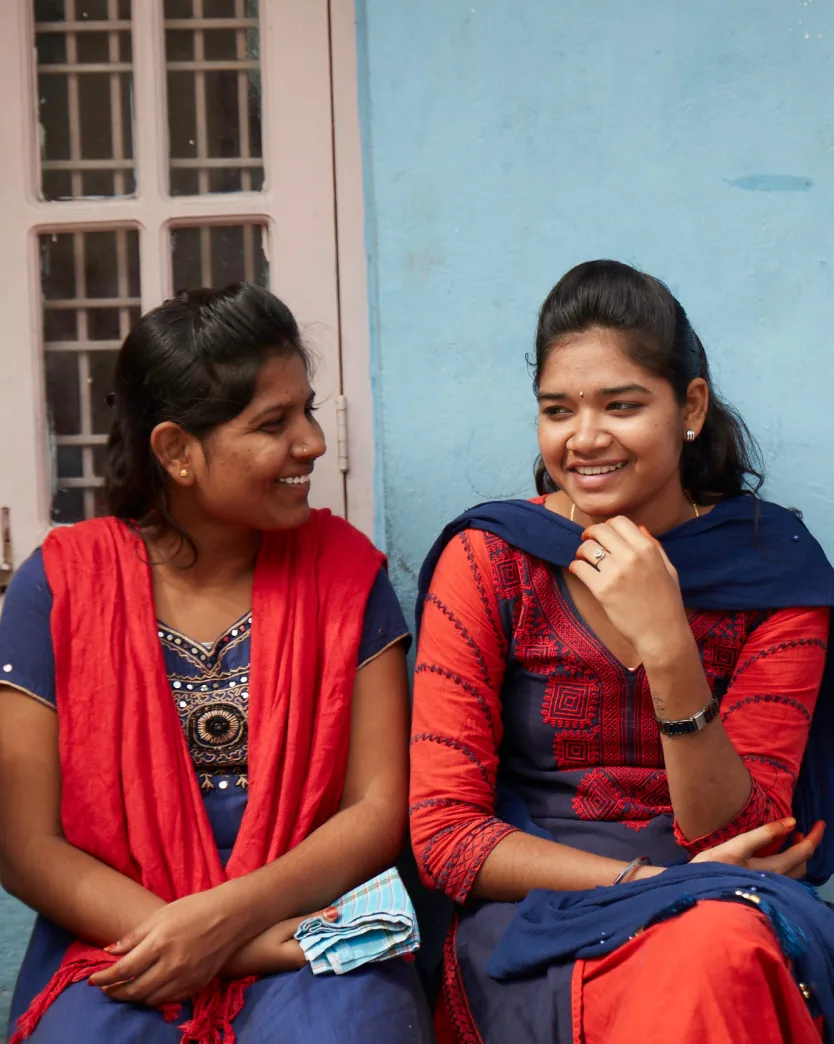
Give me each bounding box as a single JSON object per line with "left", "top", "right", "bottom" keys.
{"left": 410, "top": 528, "right": 829, "bottom": 905}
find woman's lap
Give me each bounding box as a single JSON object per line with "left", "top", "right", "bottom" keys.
{"left": 235, "top": 958, "right": 433, "bottom": 1043}
{"left": 16, "top": 959, "right": 432, "bottom": 1044}
{"left": 579, "top": 900, "right": 821, "bottom": 1044}
{"left": 444, "top": 899, "right": 822, "bottom": 1044}
{"left": 18, "top": 980, "right": 183, "bottom": 1044}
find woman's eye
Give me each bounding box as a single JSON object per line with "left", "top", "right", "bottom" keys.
{"left": 259, "top": 417, "right": 285, "bottom": 432}
{"left": 542, "top": 406, "right": 570, "bottom": 418}
{"left": 608, "top": 401, "right": 640, "bottom": 412}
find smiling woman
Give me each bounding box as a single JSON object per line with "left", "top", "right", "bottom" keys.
{"left": 410, "top": 261, "right": 834, "bottom": 1044}
{"left": 532, "top": 259, "right": 761, "bottom": 527}
{"left": 0, "top": 286, "right": 432, "bottom": 1044}
{"left": 105, "top": 284, "right": 326, "bottom": 547}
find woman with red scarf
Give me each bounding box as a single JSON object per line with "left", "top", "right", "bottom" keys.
{"left": 0, "top": 284, "right": 432, "bottom": 1043}
{"left": 410, "top": 261, "right": 834, "bottom": 1044}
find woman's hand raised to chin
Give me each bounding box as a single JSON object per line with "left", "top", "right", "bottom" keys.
{"left": 569, "top": 515, "right": 691, "bottom": 664}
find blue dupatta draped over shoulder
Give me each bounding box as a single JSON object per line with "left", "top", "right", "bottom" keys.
{"left": 416, "top": 494, "right": 834, "bottom": 1036}
{"left": 416, "top": 494, "right": 834, "bottom": 881}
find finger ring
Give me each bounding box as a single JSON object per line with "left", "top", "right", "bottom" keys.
{"left": 593, "top": 547, "right": 605, "bottom": 562}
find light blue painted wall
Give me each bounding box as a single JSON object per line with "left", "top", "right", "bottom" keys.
{"left": 357, "top": 0, "right": 834, "bottom": 618}
{"left": 0, "top": 899, "right": 32, "bottom": 1032}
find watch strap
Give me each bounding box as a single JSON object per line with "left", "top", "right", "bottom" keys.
{"left": 656, "top": 696, "right": 720, "bottom": 737}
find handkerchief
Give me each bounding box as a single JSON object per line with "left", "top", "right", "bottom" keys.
{"left": 294, "top": 868, "right": 420, "bottom": 975}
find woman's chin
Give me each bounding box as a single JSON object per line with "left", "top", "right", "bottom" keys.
{"left": 575, "top": 492, "right": 654, "bottom": 523}
{"left": 252, "top": 501, "right": 313, "bottom": 533}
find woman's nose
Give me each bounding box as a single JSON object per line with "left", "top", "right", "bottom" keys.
{"left": 566, "top": 412, "right": 612, "bottom": 453}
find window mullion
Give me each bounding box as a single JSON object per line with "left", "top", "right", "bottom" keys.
{"left": 131, "top": 0, "right": 168, "bottom": 312}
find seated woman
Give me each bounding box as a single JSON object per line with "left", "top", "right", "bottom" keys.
{"left": 410, "top": 260, "right": 834, "bottom": 1044}
{"left": 0, "top": 284, "right": 432, "bottom": 1044}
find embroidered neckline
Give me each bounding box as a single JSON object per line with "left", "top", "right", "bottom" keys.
{"left": 554, "top": 569, "right": 644, "bottom": 674}
{"left": 156, "top": 608, "right": 252, "bottom": 659}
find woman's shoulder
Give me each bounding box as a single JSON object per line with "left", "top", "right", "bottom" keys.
{"left": 286, "top": 509, "right": 382, "bottom": 558}
{"left": 2, "top": 547, "right": 51, "bottom": 605}
{"left": 262, "top": 510, "right": 385, "bottom": 596}
{"left": 42, "top": 517, "right": 139, "bottom": 571}
{"left": 0, "top": 548, "right": 57, "bottom": 708}
{"left": 712, "top": 493, "right": 814, "bottom": 526}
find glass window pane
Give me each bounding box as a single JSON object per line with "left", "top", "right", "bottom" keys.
{"left": 171, "top": 222, "right": 268, "bottom": 290}
{"left": 39, "top": 229, "right": 140, "bottom": 523}
{"left": 165, "top": 0, "right": 263, "bottom": 196}
{"left": 34, "top": 0, "right": 136, "bottom": 200}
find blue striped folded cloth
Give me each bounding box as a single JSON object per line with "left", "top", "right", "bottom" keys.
{"left": 293, "top": 868, "right": 420, "bottom": 975}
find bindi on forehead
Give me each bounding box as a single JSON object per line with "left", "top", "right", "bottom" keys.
{"left": 540, "top": 338, "right": 661, "bottom": 399}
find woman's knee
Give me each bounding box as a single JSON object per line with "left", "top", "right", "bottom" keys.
{"left": 659, "top": 900, "right": 785, "bottom": 978}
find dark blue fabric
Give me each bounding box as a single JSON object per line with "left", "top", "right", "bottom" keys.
{"left": 416, "top": 494, "right": 834, "bottom": 881}
{"left": 10, "top": 957, "right": 432, "bottom": 1044}
{"left": 485, "top": 863, "right": 834, "bottom": 1036}
{"left": 0, "top": 553, "right": 409, "bottom": 709}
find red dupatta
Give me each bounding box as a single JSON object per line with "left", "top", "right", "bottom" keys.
{"left": 11, "top": 510, "right": 383, "bottom": 1044}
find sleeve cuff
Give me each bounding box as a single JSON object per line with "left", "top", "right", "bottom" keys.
{"left": 673, "top": 782, "right": 775, "bottom": 856}
{"left": 0, "top": 674, "right": 56, "bottom": 711}
{"left": 432, "top": 819, "right": 518, "bottom": 904}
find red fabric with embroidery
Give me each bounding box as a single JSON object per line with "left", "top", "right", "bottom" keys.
{"left": 11, "top": 511, "right": 383, "bottom": 1044}
{"left": 411, "top": 526, "right": 829, "bottom": 1043}
{"left": 411, "top": 529, "right": 827, "bottom": 901}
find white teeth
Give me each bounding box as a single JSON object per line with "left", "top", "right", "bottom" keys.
{"left": 574, "top": 463, "right": 626, "bottom": 476}
{"left": 277, "top": 476, "right": 310, "bottom": 485}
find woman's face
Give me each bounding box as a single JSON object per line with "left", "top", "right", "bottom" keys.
{"left": 180, "top": 351, "right": 325, "bottom": 532}
{"left": 536, "top": 328, "right": 705, "bottom": 523}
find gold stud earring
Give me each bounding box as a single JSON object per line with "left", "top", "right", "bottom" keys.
{"left": 179, "top": 468, "right": 189, "bottom": 478}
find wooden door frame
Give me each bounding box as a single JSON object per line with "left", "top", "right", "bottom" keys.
{"left": 329, "top": 0, "right": 375, "bottom": 540}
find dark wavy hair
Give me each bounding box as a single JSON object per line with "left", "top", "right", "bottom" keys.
{"left": 105, "top": 282, "right": 311, "bottom": 540}
{"left": 533, "top": 260, "right": 763, "bottom": 501}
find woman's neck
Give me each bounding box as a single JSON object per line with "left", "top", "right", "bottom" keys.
{"left": 146, "top": 514, "right": 260, "bottom": 590}
{"left": 556, "top": 483, "right": 701, "bottom": 535}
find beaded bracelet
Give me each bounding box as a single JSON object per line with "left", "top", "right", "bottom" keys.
{"left": 613, "top": 856, "right": 651, "bottom": 886}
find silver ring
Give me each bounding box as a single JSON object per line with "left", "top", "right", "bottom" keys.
{"left": 593, "top": 547, "right": 605, "bottom": 562}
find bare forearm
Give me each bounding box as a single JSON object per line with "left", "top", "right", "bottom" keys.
{"left": 1, "top": 836, "right": 164, "bottom": 947}
{"left": 221, "top": 918, "right": 305, "bottom": 978}
{"left": 645, "top": 634, "right": 752, "bottom": 840}
{"left": 470, "top": 830, "right": 663, "bottom": 902}
{"left": 213, "top": 797, "right": 404, "bottom": 940}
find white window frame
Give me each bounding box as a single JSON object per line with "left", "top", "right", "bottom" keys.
{"left": 0, "top": 0, "right": 375, "bottom": 571}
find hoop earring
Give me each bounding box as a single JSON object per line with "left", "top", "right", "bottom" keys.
{"left": 685, "top": 429, "right": 696, "bottom": 443}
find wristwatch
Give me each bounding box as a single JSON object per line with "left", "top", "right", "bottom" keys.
{"left": 655, "top": 696, "right": 720, "bottom": 737}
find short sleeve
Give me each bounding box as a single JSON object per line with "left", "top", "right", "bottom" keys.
{"left": 357, "top": 568, "right": 411, "bottom": 668}
{"left": 0, "top": 549, "right": 56, "bottom": 709}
